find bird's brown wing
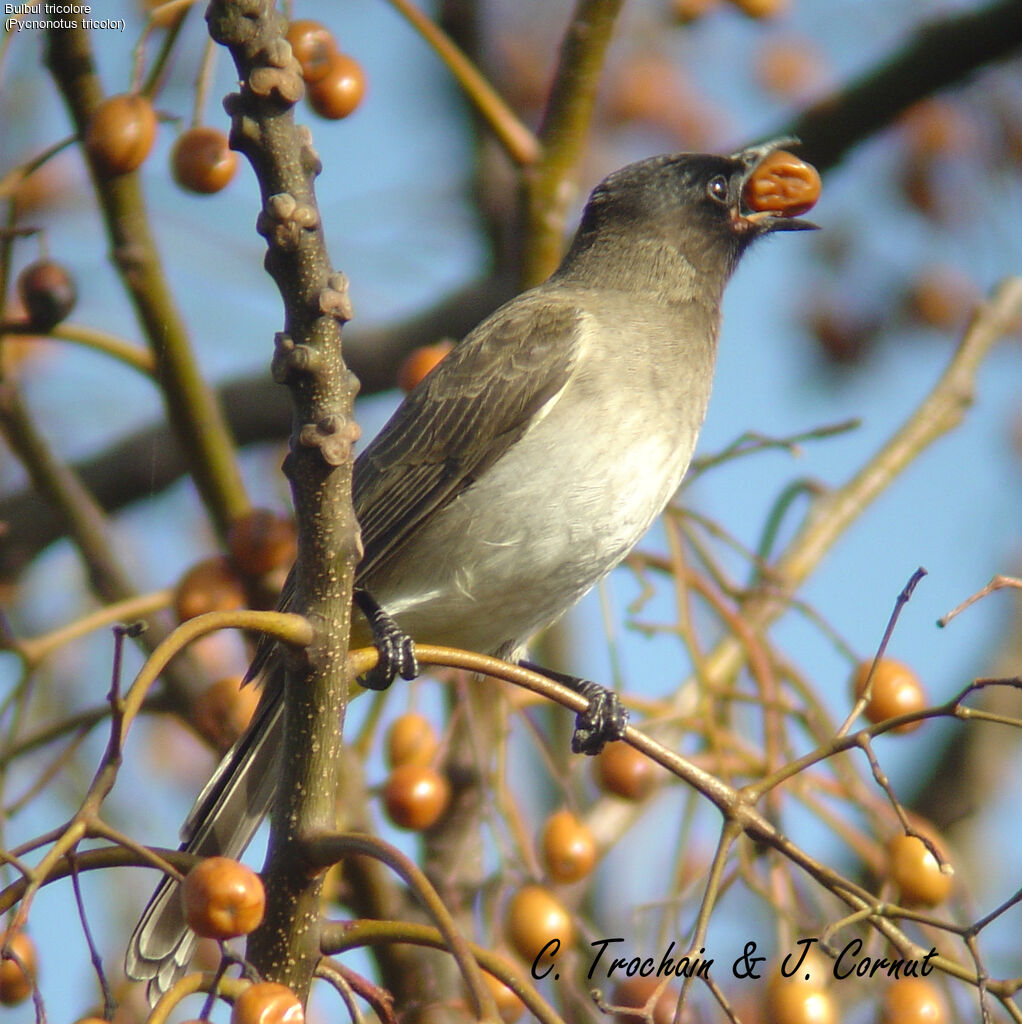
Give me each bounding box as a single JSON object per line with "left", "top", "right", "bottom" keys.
{"left": 353, "top": 293, "right": 583, "bottom": 580}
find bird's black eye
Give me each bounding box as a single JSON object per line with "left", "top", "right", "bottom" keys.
{"left": 706, "top": 175, "right": 729, "bottom": 205}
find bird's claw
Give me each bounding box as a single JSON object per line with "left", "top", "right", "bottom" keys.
{"left": 570, "top": 679, "right": 629, "bottom": 755}
{"left": 362, "top": 617, "right": 418, "bottom": 690}
{"left": 356, "top": 588, "right": 419, "bottom": 690}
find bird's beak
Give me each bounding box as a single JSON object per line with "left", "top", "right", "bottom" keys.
{"left": 731, "top": 137, "right": 820, "bottom": 234}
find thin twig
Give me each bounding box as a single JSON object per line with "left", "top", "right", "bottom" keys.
{"left": 313, "top": 959, "right": 368, "bottom": 1024}
{"left": 0, "top": 843, "right": 198, "bottom": 915}
{"left": 836, "top": 567, "right": 927, "bottom": 738}
{"left": 68, "top": 852, "right": 115, "bottom": 1019}
{"left": 688, "top": 418, "right": 862, "bottom": 476}
{"left": 8, "top": 588, "right": 172, "bottom": 667}
{"left": 939, "top": 575, "right": 1022, "bottom": 628}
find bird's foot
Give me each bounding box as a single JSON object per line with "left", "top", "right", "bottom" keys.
{"left": 519, "top": 660, "right": 629, "bottom": 755}
{"left": 569, "top": 678, "right": 629, "bottom": 755}
{"left": 355, "top": 588, "right": 419, "bottom": 690}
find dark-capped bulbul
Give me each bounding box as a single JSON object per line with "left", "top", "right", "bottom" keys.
{"left": 126, "top": 138, "right": 816, "bottom": 999}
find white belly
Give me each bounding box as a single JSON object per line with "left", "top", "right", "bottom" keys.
{"left": 362, "top": 377, "right": 703, "bottom": 656}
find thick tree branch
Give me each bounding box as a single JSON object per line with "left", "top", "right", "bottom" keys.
{"left": 204, "top": 0, "right": 360, "bottom": 1000}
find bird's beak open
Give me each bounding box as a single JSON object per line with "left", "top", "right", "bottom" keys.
{"left": 732, "top": 137, "right": 820, "bottom": 234}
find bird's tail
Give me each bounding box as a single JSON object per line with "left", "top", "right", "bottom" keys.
{"left": 124, "top": 676, "right": 284, "bottom": 1004}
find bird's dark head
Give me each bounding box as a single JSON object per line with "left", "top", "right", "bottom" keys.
{"left": 560, "top": 139, "right": 818, "bottom": 293}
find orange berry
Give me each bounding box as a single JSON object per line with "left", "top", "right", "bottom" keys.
{"left": 606, "top": 54, "right": 679, "bottom": 127}
{"left": 191, "top": 676, "right": 259, "bottom": 751}
{"left": 227, "top": 509, "right": 297, "bottom": 577}
{"left": 779, "top": 947, "right": 831, "bottom": 987}
{"left": 231, "top": 982, "right": 304, "bottom": 1024}
{"left": 851, "top": 658, "right": 927, "bottom": 733}
{"left": 0, "top": 932, "right": 36, "bottom": 1006}
{"left": 174, "top": 555, "right": 247, "bottom": 622}
{"left": 17, "top": 259, "right": 77, "bottom": 331}
{"left": 743, "top": 150, "right": 821, "bottom": 218}
{"left": 84, "top": 93, "right": 158, "bottom": 176}
{"left": 385, "top": 712, "right": 439, "bottom": 769}
{"left": 765, "top": 971, "right": 837, "bottom": 1024}
{"left": 479, "top": 970, "right": 524, "bottom": 1024}
{"left": 285, "top": 19, "right": 337, "bottom": 83}
{"left": 594, "top": 741, "right": 657, "bottom": 801}
{"left": 611, "top": 977, "right": 679, "bottom": 1024}
{"left": 907, "top": 267, "right": 978, "bottom": 330}
{"left": 880, "top": 977, "right": 948, "bottom": 1024}
{"left": 181, "top": 856, "right": 266, "bottom": 940}
{"left": 756, "top": 38, "right": 825, "bottom": 100}
{"left": 306, "top": 52, "right": 366, "bottom": 120}
{"left": 540, "top": 810, "right": 597, "bottom": 883}
{"left": 505, "top": 885, "right": 573, "bottom": 965}
{"left": 900, "top": 99, "right": 973, "bottom": 158}
{"left": 397, "top": 341, "right": 454, "bottom": 392}
{"left": 887, "top": 833, "right": 953, "bottom": 907}
{"left": 7, "top": 157, "right": 73, "bottom": 217}
{"left": 899, "top": 157, "right": 941, "bottom": 217}
{"left": 383, "top": 764, "right": 450, "bottom": 830}
{"left": 805, "top": 301, "right": 877, "bottom": 366}
{"left": 171, "top": 126, "right": 238, "bottom": 194}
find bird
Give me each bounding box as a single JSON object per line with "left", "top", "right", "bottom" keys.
{"left": 126, "top": 138, "right": 817, "bottom": 1000}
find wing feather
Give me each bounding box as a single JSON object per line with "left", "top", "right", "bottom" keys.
{"left": 353, "top": 294, "right": 583, "bottom": 579}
